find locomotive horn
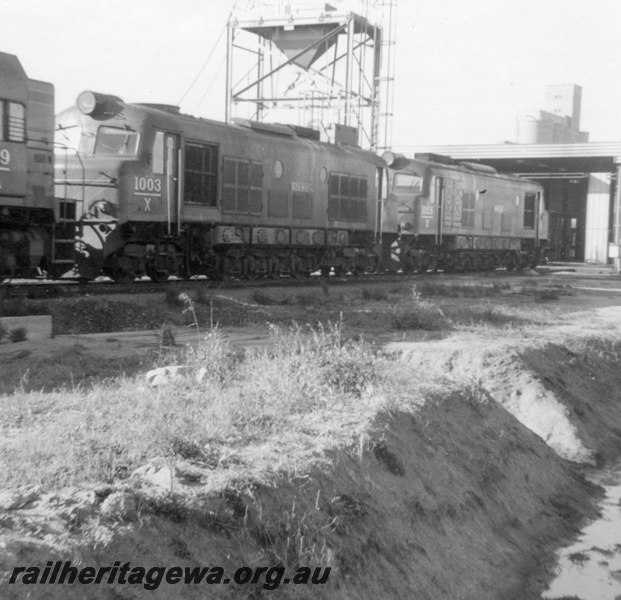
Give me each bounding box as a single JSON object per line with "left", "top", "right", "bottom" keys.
{"left": 381, "top": 151, "right": 411, "bottom": 170}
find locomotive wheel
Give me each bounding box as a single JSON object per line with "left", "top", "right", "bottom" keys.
{"left": 504, "top": 252, "right": 517, "bottom": 272}
{"left": 110, "top": 268, "right": 135, "bottom": 285}
{"left": 427, "top": 256, "right": 439, "bottom": 274}
{"left": 266, "top": 257, "right": 280, "bottom": 279}
{"left": 515, "top": 253, "right": 526, "bottom": 271}
{"left": 146, "top": 266, "right": 169, "bottom": 284}
{"left": 203, "top": 255, "right": 221, "bottom": 280}
{"left": 483, "top": 255, "right": 496, "bottom": 271}
{"left": 454, "top": 254, "right": 466, "bottom": 273}
{"left": 365, "top": 254, "right": 380, "bottom": 274}
{"left": 461, "top": 255, "right": 473, "bottom": 272}
{"left": 442, "top": 253, "right": 455, "bottom": 273}
{"left": 242, "top": 256, "right": 259, "bottom": 280}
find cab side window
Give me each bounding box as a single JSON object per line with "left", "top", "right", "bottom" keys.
{"left": 0, "top": 101, "right": 26, "bottom": 142}
{"left": 185, "top": 142, "right": 219, "bottom": 207}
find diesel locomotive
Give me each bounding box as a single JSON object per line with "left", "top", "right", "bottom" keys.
{"left": 0, "top": 51, "right": 74, "bottom": 279}
{"left": 382, "top": 153, "right": 548, "bottom": 273}
{"left": 55, "top": 92, "right": 387, "bottom": 282}
{"left": 1, "top": 50, "right": 547, "bottom": 282}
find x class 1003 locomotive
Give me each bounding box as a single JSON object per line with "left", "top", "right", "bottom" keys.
{"left": 54, "top": 90, "right": 547, "bottom": 281}
{"left": 55, "top": 92, "right": 388, "bottom": 282}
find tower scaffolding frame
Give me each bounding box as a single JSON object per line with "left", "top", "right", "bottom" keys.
{"left": 225, "top": 1, "right": 396, "bottom": 151}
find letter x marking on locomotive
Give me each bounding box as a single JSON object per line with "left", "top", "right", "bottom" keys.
{"left": 144, "top": 198, "right": 151, "bottom": 211}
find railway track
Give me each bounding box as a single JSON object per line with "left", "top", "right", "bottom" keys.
{"left": 1, "top": 267, "right": 550, "bottom": 302}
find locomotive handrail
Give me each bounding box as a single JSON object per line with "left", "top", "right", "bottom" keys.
{"left": 54, "top": 179, "right": 117, "bottom": 188}
{"left": 53, "top": 141, "right": 86, "bottom": 211}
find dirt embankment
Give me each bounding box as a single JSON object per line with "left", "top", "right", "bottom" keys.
{"left": 3, "top": 320, "right": 621, "bottom": 599}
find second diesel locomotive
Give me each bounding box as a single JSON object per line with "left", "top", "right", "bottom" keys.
{"left": 0, "top": 51, "right": 74, "bottom": 280}
{"left": 382, "top": 153, "right": 548, "bottom": 273}
{"left": 54, "top": 91, "right": 547, "bottom": 282}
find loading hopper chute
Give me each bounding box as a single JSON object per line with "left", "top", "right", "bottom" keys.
{"left": 246, "top": 14, "right": 376, "bottom": 71}
{"left": 247, "top": 23, "right": 339, "bottom": 70}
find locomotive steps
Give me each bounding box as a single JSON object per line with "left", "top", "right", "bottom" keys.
{"left": 1, "top": 272, "right": 621, "bottom": 599}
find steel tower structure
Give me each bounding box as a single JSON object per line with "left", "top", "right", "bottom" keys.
{"left": 225, "top": 1, "right": 396, "bottom": 152}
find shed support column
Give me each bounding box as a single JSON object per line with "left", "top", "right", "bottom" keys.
{"left": 614, "top": 164, "right": 621, "bottom": 273}
{"left": 585, "top": 173, "right": 611, "bottom": 264}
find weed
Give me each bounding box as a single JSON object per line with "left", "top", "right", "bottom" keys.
{"left": 156, "top": 323, "right": 177, "bottom": 349}
{"left": 0, "top": 321, "right": 7, "bottom": 342}
{"left": 8, "top": 326, "right": 28, "bottom": 343}
{"left": 567, "top": 551, "right": 590, "bottom": 565}
{"left": 184, "top": 327, "right": 239, "bottom": 386}
{"left": 179, "top": 293, "right": 200, "bottom": 340}
{"left": 390, "top": 286, "right": 449, "bottom": 331}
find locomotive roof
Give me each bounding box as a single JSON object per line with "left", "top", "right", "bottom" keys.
{"left": 386, "top": 152, "right": 541, "bottom": 186}
{"left": 0, "top": 51, "right": 28, "bottom": 103}
{"left": 129, "top": 100, "right": 385, "bottom": 164}
{"left": 58, "top": 92, "right": 387, "bottom": 167}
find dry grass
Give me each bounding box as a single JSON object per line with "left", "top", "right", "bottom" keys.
{"left": 0, "top": 322, "right": 389, "bottom": 491}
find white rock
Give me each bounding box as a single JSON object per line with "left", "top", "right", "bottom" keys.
{"left": 131, "top": 458, "right": 174, "bottom": 489}
{"left": 145, "top": 365, "right": 186, "bottom": 387}
{"left": 100, "top": 491, "right": 138, "bottom": 521}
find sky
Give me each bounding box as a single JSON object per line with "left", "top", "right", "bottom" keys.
{"left": 1, "top": 0, "right": 620, "bottom": 148}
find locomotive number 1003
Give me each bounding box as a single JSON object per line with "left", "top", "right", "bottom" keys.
{"left": 133, "top": 176, "right": 162, "bottom": 194}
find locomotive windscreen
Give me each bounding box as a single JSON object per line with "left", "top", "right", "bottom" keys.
{"left": 94, "top": 126, "right": 139, "bottom": 155}
{"left": 392, "top": 172, "right": 422, "bottom": 192}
